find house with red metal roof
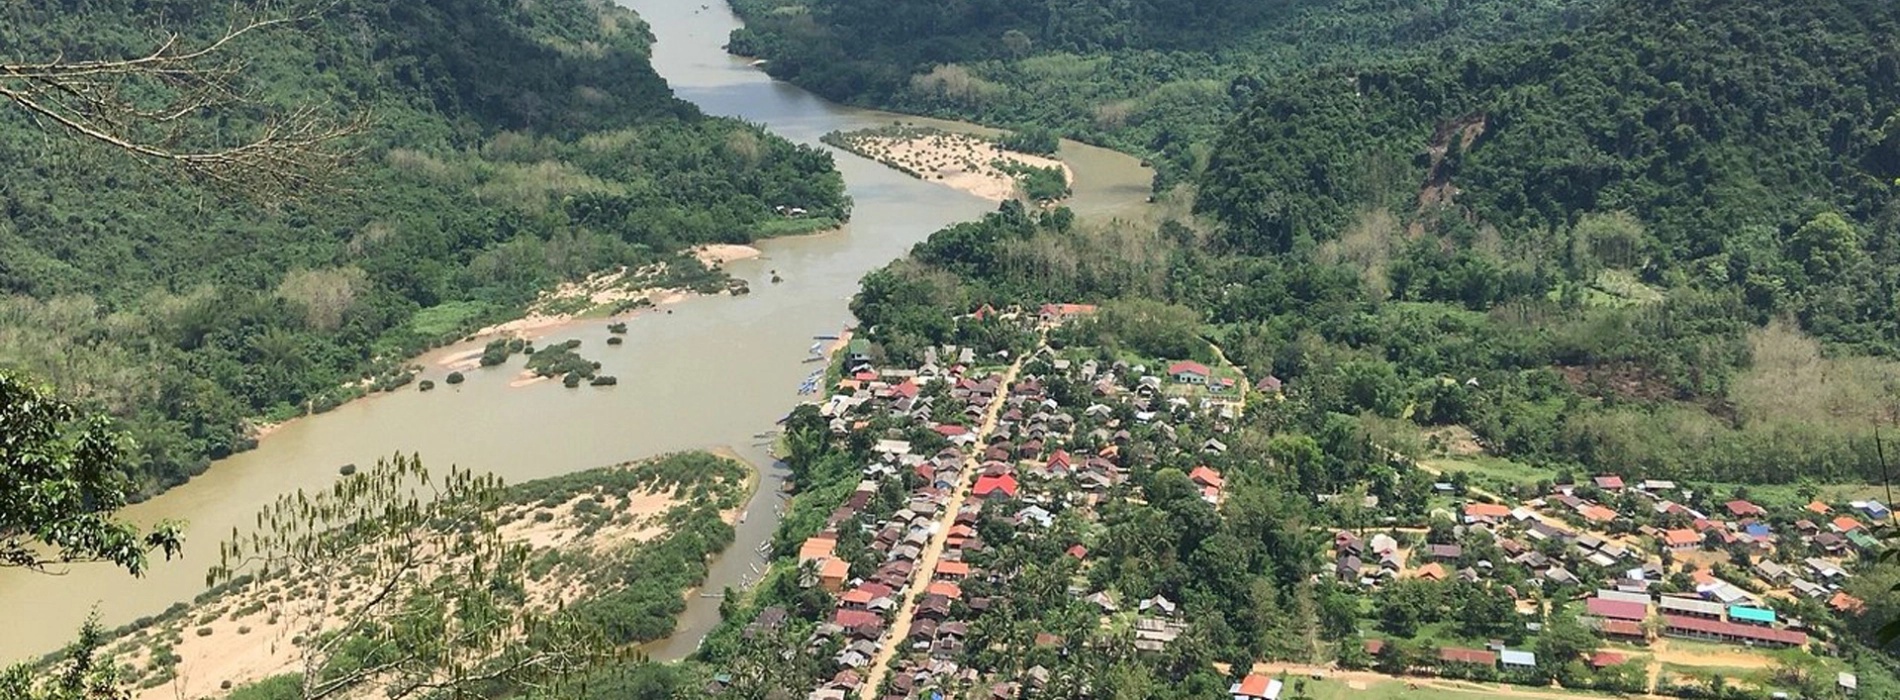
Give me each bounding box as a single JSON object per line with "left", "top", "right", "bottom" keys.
{"left": 973, "top": 473, "right": 1019, "bottom": 500}
{"left": 1662, "top": 614, "right": 1807, "bottom": 648}
{"left": 1189, "top": 465, "right": 1225, "bottom": 503}
{"left": 1586, "top": 596, "right": 1650, "bottom": 622}
{"left": 1590, "top": 651, "right": 1627, "bottom": 669}
{"left": 1438, "top": 647, "right": 1499, "bottom": 666}
{"left": 1168, "top": 361, "right": 1211, "bottom": 384}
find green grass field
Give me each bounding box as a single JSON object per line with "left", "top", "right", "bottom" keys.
{"left": 407, "top": 299, "right": 492, "bottom": 339}
{"left": 1421, "top": 455, "right": 1559, "bottom": 488}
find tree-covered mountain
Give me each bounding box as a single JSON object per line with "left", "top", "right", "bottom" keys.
{"left": 726, "top": 0, "right": 1602, "bottom": 186}
{"left": 0, "top": 0, "right": 848, "bottom": 494}
{"left": 848, "top": 0, "right": 1900, "bottom": 488}
{"left": 1199, "top": 0, "right": 1900, "bottom": 351}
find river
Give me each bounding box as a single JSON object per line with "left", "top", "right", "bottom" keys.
{"left": 0, "top": 0, "right": 1150, "bottom": 665}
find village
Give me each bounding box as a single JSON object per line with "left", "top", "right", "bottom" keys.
{"left": 714, "top": 303, "right": 1882, "bottom": 700}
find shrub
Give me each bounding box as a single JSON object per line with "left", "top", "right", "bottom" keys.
{"left": 528, "top": 343, "right": 598, "bottom": 379}
{"left": 480, "top": 339, "right": 514, "bottom": 366}
{"left": 590, "top": 375, "right": 619, "bottom": 386}
{"left": 1000, "top": 126, "right": 1060, "bottom": 155}
{"left": 607, "top": 336, "right": 624, "bottom": 346}
{"left": 563, "top": 372, "right": 582, "bottom": 388}
{"left": 339, "top": 464, "right": 357, "bottom": 476}
{"left": 608, "top": 322, "right": 628, "bottom": 334}
{"left": 445, "top": 371, "right": 466, "bottom": 384}
{"left": 195, "top": 627, "right": 213, "bottom": 637}
{"left": 418, "top": 379, "right": 436, "bottom": 391}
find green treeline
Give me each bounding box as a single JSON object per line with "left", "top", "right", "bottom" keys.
{"left": 725, "top": 0, "right": 1599, "bottom": 187}
{"left": 828, "top": 0, "right": 1900, "bottom": 487}
{"left": 0, "top": 0, "right": 848, "bottom": 495}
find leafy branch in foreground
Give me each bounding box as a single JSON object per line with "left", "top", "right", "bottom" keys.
{"left": 207, "top": 454, "right": 611, "bottom": 700}
{"left": 0, "top": 0, "right": 363, "bottom": 196}
{"left": 0, "top": 370, "right": 183, "bottom": 574}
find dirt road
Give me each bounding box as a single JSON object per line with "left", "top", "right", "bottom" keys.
{"left": 857, "top": 347, "right": 1032, "bottom": 699}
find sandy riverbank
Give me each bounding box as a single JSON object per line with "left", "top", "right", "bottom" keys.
{"left": 693, "top": 243, "right": 763, "bottom": 267}
{"left": 470, "top": 266, "right": 690, "bottom": 341}
{"left": 115, "top": 475, "right": 729, "bottom": 700}
{"left": 829, "top": 128, "right": 1074, "bottom": 202}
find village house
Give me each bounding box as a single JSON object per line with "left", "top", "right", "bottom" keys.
{"left": 1168, "top": 360, "right": 1211, "bottom": 385}
{"left": 1662, "top": 614, "right": 1807, "bottom": 648}
{"left": 1037, "top": 303, "right": 1097, "bottom": 325}
{"left": 1189, "top": 465, "right": 1225, "bottom": 504}
{"left": 1229, "top": 673, "right": 1283, "bottom": 700}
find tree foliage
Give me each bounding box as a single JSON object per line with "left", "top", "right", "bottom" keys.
{"left": 726, "top": 0, "right": 1598, "bottom": 188}
{"left": 0, "top": 0, "right": 848, "bottom": 496}
{"left": 0, "top": 370, "right": 181, "bottom": 574}
{"left": 207, "top": 453, "right": 610, "bottom": 700}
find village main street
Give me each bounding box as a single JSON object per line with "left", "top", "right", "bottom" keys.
{"left": 857, "top": 338, "right": 1039, "bottom": 699}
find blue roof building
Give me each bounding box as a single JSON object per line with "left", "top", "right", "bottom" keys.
{"left": 1728, "top": 605, "right": 1776, "bottom": 626}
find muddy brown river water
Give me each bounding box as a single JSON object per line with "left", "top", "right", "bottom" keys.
{"left": 0, "top": 0, "right": 1150, "bottom": 664}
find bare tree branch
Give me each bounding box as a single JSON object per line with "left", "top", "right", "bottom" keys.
{"left": 0, "top": 1, "right": 363, "bottom": 198}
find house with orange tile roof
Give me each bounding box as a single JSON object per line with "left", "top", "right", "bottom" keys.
{"left": 818, "top": 557, "right": 850, "bottom": 593}
{"left": 1229, "top": 673, "right": 1282, "bottom": 700}
{"left": 1037, "top": 303, "right": 1098, "bottom": 324}
{"left": 1830, "top": 591, "right": 1866, "bottom": 613}
{"left": 1578, "top": 503, "right": 1617, "bottom": 523}
{"left": 926, "top": 580, "right": 962, "bottom": 600}
{"left": 799, "top": 534, "right": 837, "bottom": 563}
{"left": 1662, "top": 528, "right": 1702, "bottom": 551}
{"left": 1464, "top": 502, "right": 1512, "bottom": 523}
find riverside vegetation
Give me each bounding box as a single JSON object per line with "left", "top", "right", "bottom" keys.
{"left": 10, "top": 0, "right": 1900, "bottom": 697}
{"left": 734, "top": 0, "right": 1900, "bottom": 693}
{"left": 0, "top": 0, "right": 848, "bottom": 496}
{"left": 836, "top": 0, "right": 1900, "bottom": 489}
{"left": 725, "top": 0, "right": 1603, "bottom": 189}
{"left": 11, "top": 451, "right": 749, "bottom": 700}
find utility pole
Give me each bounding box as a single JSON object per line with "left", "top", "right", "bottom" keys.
{"left": 1880, "top": 424, "right": 1894, "bottom": 522}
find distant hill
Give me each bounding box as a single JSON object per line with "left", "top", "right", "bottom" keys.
{"left": 1200, "top": 0, "right": 1900, "bottom": 350}
{"left": 0, "top": 0, "right": 847, "bottom": 493}
{"left": 726, "top": 0, "right": 1602, "bottom": 187}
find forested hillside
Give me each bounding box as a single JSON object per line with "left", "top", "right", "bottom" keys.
{"left": 726, "top": 0, "right": 1601, "bottom": 186}
{"left": 0, "top": 0, "right": 848, "bottom": 494}
{"left": 850, "top": 0, "right": 1900, "bottom": 488}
